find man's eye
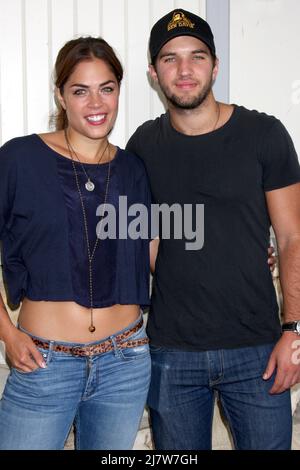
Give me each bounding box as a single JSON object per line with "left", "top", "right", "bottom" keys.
{"left": 164, "top": 57, "right": 175, "bottom": 63}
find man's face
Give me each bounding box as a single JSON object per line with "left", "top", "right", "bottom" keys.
{"left": 149, "top": 36, "right": 218, "bottom": 110}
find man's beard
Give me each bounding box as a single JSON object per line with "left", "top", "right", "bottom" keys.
{"left": 160, "top": 76, "right": 213, "bottom": 110}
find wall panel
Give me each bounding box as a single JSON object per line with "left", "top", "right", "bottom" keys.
{"left": 230, "top": 0, "right": 300, "bottom": 155}
{"left": 50, "top": 0, "right": 75, "bottom": 65}
{"left": 102, "top": 0, "right": 126, "bottom": 146}
{"left": 49, "top": 0, "right": 74, "bottom": 120}
{"left": 25, "top": 0, "right": 50, "bottom": 134}
{"left": 126, "top": 0, "right": 151, "bottom": 140}
{"left": 0, "top": 0, "right": 24, "bottom": 143}
{"left": 76, "top": 0, "right": 101, "bottom": 36}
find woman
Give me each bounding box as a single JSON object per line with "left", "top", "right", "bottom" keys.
{"left": 0, "top": 37, "right": 153, "bottom": 450}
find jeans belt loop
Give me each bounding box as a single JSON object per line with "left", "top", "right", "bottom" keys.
{"left": 46, "top": 340, "right": 55, "bottom": 362}
{"left": 110, "top": 336, "right": 120, "bottom": 357}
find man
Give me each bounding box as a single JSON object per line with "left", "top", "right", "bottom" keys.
{"left": 126, "top": 9, "right": 300, "bottom": 450}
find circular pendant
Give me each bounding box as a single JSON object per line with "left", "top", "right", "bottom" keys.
{"left": 89, "top": 325, "right": 96, "bottom": 333}
{"left": 85, "top": 180, "right": 95, "bottom": 192}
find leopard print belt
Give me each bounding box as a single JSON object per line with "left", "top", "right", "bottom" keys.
{"left": 31, "top": 318, "right": 149, "bottom": 357}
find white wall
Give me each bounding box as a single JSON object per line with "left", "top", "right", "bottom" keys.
{"left": 0, "top": 0, "right": 298, "bottom": 149}
{"left": 0, "top": 0, "right": 206, "bottom": 148}
{"left": 230, "top": 0, "right": 300, "bottom": 156}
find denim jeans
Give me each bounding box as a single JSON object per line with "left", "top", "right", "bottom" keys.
{"left": 148, "top": 342, "right": 292, "bottom": 450}
{"left": 0, "top": 315, "right": 151, "bottom": 450}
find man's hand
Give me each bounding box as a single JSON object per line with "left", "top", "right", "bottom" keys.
{"left": 263, "top": 332, "right": 300, "bottom": 394}
{"left": 268, "top": 246, "right": 277, "bottom": 272}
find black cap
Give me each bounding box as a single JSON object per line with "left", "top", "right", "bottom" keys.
{"left": 149, "top": 9, "right": 216, "bottom": 64}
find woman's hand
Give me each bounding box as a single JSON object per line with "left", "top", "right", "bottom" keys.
{"left": 2, "top": 324, "right": 46, "bottom": 372}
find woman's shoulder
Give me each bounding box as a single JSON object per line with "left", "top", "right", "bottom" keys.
{"left": 0, "top": 133, "right": 62, "bottom": 168}
{"left": 0, "top": 134, "right": 39, "bottom": 157}
{"left": 0, "top": 136, "right": 39, "bottom": 181}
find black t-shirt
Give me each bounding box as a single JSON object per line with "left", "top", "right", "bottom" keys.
{"left": 126, "top": 105, "right": 300, "bottom": 351}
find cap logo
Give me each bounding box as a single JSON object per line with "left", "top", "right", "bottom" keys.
{"left": 167, "top": 11, "right": 195, "bottom": 31}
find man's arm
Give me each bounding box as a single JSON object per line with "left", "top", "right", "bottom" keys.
{"left": 264, "top": 182, "right": 300, "bottom": 393}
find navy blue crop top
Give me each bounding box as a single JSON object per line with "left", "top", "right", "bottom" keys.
{"left": 0, "top": 134, "right": 151, "bottom": 308}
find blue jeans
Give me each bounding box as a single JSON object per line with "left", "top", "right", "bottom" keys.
{"left": 0, "top": 315, "right": 151, "bottom": 450}
{"left": 148, "top": 342, "right": 292, "bottom": 450}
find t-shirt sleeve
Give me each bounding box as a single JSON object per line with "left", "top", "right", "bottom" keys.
{"left": 260, "top": 120, "right": 300, "bottom": 192}
{"left": 0, "top": 140, "right": 17, "bottom": 239}
{"left": 126, "top": 128, "right": 141, "bottom": 156}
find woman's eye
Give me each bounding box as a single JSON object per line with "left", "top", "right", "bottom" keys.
{"left": 102, "top": 87, "right": 114, "bottom": 94}
{"left": 73, "top": 89, "right": 86, "bottom": 95}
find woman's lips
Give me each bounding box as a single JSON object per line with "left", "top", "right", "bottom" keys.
{"left": 85, "top": 114, "right": 107, "bottom": 125}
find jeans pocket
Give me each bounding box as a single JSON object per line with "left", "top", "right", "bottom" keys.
{"left": 12, "top": 347, "right": 52, "bottom": 375}
{"left": 118, "top": 324, "right": 150, "bottom": 361}
{"left": 119, "top": 343, "right": 150, "bottom": 361}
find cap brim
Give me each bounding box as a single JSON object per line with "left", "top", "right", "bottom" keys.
{"left": 151, "top": 31, "right": 215, "bottom": 62}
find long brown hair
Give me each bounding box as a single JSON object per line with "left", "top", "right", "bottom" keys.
{"left": 53, "top": 36, "right": 123, "bottom": 130}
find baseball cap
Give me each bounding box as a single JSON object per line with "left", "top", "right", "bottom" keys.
{"left": 149, "top": 9, "right": 216, "bottom": 64}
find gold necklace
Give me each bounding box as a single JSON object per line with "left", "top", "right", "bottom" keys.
{"left": 65, "top": 134, "right": 111, "bottom": 333}
{"left": 64, "top": 129, "right": 109, "bottom": 192}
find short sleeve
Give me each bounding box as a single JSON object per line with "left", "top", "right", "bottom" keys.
{"left": 260, "top": 120, "right": 300, "bottom": 192}
{"left": 126, "top": 129, "right": 140, "bottom": 156}
{"left": 0, "top": 140, "right": 17, "bottom": 239}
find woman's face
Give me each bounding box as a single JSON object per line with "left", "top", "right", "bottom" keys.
{"left": 57, "top": 58, "right": 120, "bottom": 141}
